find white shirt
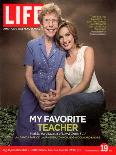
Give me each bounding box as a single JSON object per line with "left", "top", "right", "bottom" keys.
{"left": 64, "top": 46, "right": 102, "bottom": 93}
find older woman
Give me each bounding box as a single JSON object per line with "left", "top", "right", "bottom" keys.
{"left": 12, "top": 3, "right": 65, "bottom": 146}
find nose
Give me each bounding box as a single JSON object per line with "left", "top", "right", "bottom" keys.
{"left": 48, "top": 20, "right": 53, "bottom": 27}
{"left": 63, "top": 36, "right": 67, "bottom": 43}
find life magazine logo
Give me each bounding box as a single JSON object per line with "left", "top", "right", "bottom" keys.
{"left": 3, "top": 4, "right": 43, "bottom": 27}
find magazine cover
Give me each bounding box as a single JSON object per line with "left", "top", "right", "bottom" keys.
{"left": 0, "top": 0, "right": 116, "bottom": 154}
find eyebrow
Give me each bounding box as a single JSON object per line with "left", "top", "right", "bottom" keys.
{"left": 58, "top": 35, "right": 63, "bottom": 38}
{"left": 59, "top": 32, "right": 70, "bottom": 36}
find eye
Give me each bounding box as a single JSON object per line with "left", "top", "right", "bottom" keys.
{"left": 59, "top": 35, "right": 63, "bottom": 40}
{"left": 65, "top": 33, "right": 70, "bottom": 37}
{"left": 52, "top": 19, "right": 58, "bottom": 23}
{"left": 44, "top": 19, "right": 49, "bottom": 22}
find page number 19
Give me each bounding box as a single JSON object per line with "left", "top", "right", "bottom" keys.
{"left": 100, "top": 144, "right": 108, "bottom": 152}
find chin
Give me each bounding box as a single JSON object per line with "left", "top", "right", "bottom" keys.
{"left": 48, "top": 34, "right": 55, "bottom": 39}
{"left": 46, "top": 32, "right": 56, "bottom": 38}
{"left": 63, "top": 47, "right": 70, "bottom": 51}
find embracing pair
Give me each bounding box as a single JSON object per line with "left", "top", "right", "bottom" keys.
{"left": 12, "top": 3, "right": 105, "bottom": 146}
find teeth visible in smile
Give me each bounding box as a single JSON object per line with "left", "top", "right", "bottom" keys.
{"left": 47, "top": 29, "right": 54, "bottom": 32}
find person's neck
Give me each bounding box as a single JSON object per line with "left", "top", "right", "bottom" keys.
{"left": 44, "top": 35, "right": 53, "bottom": 55}
{"left": 45, "top": 35, "right": 53, "bottom": 45}
{"left": 68, "top": 46, "right": 79, "bottom": 57}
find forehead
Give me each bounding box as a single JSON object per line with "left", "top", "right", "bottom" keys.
{"left": 43, "top": 12, "right": 58, "bottom": 19}
{"left": 59, "top": 26, "right": 70, "bottom": 35}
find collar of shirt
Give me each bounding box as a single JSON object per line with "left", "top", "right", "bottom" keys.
{"left": 38, "top": 35, "right": 57, "bottom": 59}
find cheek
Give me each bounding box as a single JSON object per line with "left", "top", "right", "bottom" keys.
{"left": 53, "top": 25, "right": 58, "bottom": 30}
{"left": 43, "top": 24, "right": 48, "bottom": 28}
{"left": 42, "top": 25, "right": 46, "bottom": 30}
{"left": 42, "top": 21, "right": 49, "bottom": 28}
{"left": 59, "top": 39, "right": 63, "bottom": 45}
{"left": 42, "top": 27, "right": 47, "bottom": 33}
{"left": 71, "top": 37, "right": 75, "bottom": 44}
{"left": 55, "top": 23, "right": 58, "bottom": 28}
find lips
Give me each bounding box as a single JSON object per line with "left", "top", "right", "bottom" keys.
{"left": 63, "top": 41, "right": 71, "bottom": 47}
{"left": 46, "top": 29, "right": 56, "bottom": 32}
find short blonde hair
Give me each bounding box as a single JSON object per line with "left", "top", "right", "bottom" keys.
{"left": 38, "top": 3, "right": 61, "bottom": 23}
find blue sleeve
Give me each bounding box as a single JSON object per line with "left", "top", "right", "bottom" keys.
{"left": 59, "top": 52, "right": 66, "bottom": 69}
{"left": 24, "top": 42, "right": 34, "bottom": 66}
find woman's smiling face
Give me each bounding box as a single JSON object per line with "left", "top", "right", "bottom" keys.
{"left": 42, "top": 12, "right": 59, "bottom": 39}
{"left": 58, "top": 26, "right": 76, "bottom": 51}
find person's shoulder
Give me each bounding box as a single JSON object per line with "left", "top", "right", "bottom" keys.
{"left": 80, "top": 45, "right": 94, "bottom": 53}
{"left": 27, "top": 36, "right": 43, "bottom": 47}
{"left": 84, "top": 46, "right": 94, "bottom": 58}
{"left": 80, "top": 45, "right": 93, "bottom": 50}
{"left": 57, "top": 47, "right": 66, "bottom": 56}
{"left": 60, "top": 50, "right": 66, "bottom": 57}
{"left": 54, "top": 43, "right": 66, "bottom": 56}
{"left": 85, "top": 46, "right": 94, "bottom": 53}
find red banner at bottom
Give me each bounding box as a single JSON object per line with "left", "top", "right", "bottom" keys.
{"left": 0, "top": 144, "right": 116, "bottom": 155}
